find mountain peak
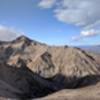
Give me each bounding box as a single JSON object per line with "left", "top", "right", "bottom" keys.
{"left": 15, "top": 35, "right": 32, "bottom": 42}
{"left": 12, "top": 35, "right": 32, "bottom": 44}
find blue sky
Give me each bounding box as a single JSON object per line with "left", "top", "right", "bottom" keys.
{"left": 0, "top": 0, "right": 100, "bottom": 46}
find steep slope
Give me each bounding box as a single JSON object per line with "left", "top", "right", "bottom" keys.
{"left": 0, "top": 60, "right": 58, "bottom": 99}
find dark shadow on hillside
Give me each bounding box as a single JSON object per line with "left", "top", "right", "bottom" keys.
{"left": 0, "top": 59, "right": 100, "bottom": 99}
{"left": 0, "top": 46, "right": 14, "bottom": 61}
{"left": 49, "top": 74, "right": 100, "bottom": 89}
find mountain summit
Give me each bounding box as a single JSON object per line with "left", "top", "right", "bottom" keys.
{"left": 13, "top": 35, "right": 32, "bottom": 42}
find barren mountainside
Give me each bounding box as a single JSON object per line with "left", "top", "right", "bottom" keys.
{"left": 0, "top": 36, "right": 100, "bottom": 100}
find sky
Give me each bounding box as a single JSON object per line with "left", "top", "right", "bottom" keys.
{"left": 0, "top": 0, "right": 100, "bottom": 46}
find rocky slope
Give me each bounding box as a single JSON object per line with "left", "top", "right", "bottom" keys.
{"left": 0, "top": 36, "right": 100, "bottom": 99}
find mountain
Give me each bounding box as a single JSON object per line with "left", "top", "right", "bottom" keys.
{"left": 0, "top": 36, "right": 100, "bottom": 100}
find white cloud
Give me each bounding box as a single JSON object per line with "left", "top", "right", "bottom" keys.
{"left": 38, "top": 0, "right": 100, "bottom": 28}
{"left": 38, "top": 0, "right": 100, "bottom": 40}
{"left": 81, "top": 29, "right": 96, "bottom": 37}
{"left": 72, "top": 29, "right": 100, "bottom": 41}
{"left": 0, "top": 25, "right": 23, "bottom": 41}
{"left": 38, "top": 0, "right": 56, "bottom": 8}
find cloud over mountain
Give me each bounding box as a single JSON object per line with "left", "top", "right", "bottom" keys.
{"left": 0, "top": 25, "right": 23, "bottom": 41}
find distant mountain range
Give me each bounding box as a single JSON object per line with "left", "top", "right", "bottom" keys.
{"left": 77, "top": 45, "right": 100, "bottom": 54}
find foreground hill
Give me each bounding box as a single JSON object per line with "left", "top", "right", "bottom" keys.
{"left": 0, "top": 36, "right": 100, "bottom": 99}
